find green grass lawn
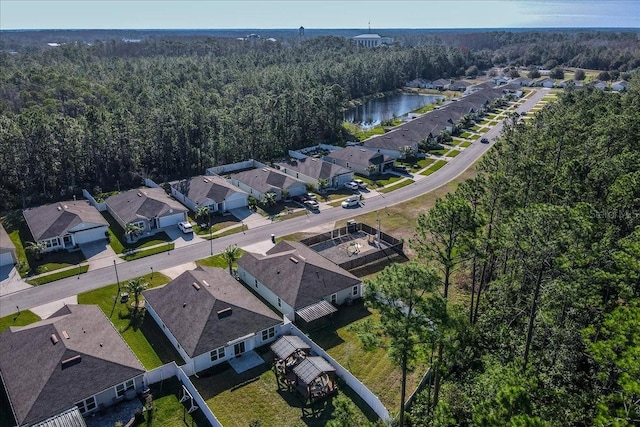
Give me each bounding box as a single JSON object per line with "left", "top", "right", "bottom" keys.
{"left": 144, "top": 377, "right": 210, "bottom": 427}
{"left": 420, "top": 160, "right": 448, "bottom": 176}
{"left": 193, "top": 346, "right": 378, "bottom": 427}
{"left": 459, "top": 132, "right": 475, "bottom": 139}
{"left": 342, "top": 122, "right": 386, "bottom": 142}
{"left": 397, "top": 158, "right": 434, "bottom": 173}
{"left": 122, "top": 243, "right": 175, "bottom": 261}
{"left": 428, "top": 148, "right": 449, "bottom": 156}
{"left": 309, "top": 303, "right": 426, "bottom": 415}
{"left": 371, "top": 174, "right": 403, "bottom": 187}
{"left": 378, "top": 179, "right": 415, "bottom": 194}
{"left": 446, "top": 149, "right": 461, "bottom": 158}
{"left": 27, "top": 265, "right": 89, "bottom": 285}
{"left": 195, "top": 251, "right": 246, "bottom": 270}
{"left": 0, "top": 310, "right": 40, "bottom": 333}
{"left": 459, "top": 141, "right": 472, "bottom": 148}
{"left": 102, "top": 211, "right": 172, "bottom": 253}
{"left": 77, "top": 272, "right": 183, "bottom": 370}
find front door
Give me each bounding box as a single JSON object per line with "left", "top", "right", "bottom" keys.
{"left": 234, "top": 341, "right": 245, "bottom": 356}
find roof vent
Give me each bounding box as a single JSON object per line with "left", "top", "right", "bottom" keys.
{"left": 61, "top": 355, "right": 82, "bottom": 370}
{"left": 289, "top": 257, "right": 299, "bottom": 264}
{"left": 202, "top": 280, "right": 210, "bottom": 287}
{"left": 262, "top": 168, "right": 268, "bottom": 172}
{"left": 297, "top": 255, "right": 306, "bottom": 261}
{"left": 137, "top": 192, "right": 142, "bottom": 197}
{"left": 62, "top": 330, "right": 70, "bottom": 339}
{"left": 192, "top": 282, "right": 201, "bottom": 290}
{"left": 63, "top": 205, "right": 68, "bottom": 209}
{"left": 217, "top": 307, "right": 232, "bottom": 319}
{"left": 50, "top": 334, "right": 59, "bottom": 345}
{"left": 57, "top": 206, "right": 62, "bottom": 211}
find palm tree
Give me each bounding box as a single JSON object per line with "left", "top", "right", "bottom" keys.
{"left": 263, "top": 192, "right": 277, "bottom": 208}
{"left": 126, "top": 277, "right": 149, "bottom": 310}
{"left": 25, "top": 241, "right": 46, "bottom": 261}
{"left": 195, "top": 205, "right": 212, "bottom": 227}
{"left": 317, "top": 178, "right": 329, "bottom": 192}
{"left": 280, "top": 189, "right": 291, "bottom": 201}
{"left": 124, "top": 222, "right": 143, "bottom": 242}
{"left": 222, "top": 244, "right": 241, "bottom": 275}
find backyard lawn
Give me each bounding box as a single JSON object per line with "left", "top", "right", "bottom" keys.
{"left": 77, "top": 272, "right": 183, "bottom": 369}
{"left": 309, "top": 303, "right": 427, "bottom": 415}
{"left": 144, "top": 377, "right": 210, "bottom": 427}
{"left": 192, "top": 346, "right": 378, "bottom": 427}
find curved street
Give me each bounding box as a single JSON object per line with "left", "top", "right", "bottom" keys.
{"left": 0, "top": 89, "right": 548, "bottom": 317}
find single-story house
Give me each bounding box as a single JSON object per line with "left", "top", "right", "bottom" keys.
{"left": 362, "top": 125, "right": 422, "bottom": 159}
{"left": 324, "top": 146, "right": 394, "bottom": 177}
{"left": 144, "top": 266, "right": 284, "bottom": 374}
{"left": 224, "top": 167, "right": 307, "bottom": 201}
{"left": 22, "top": 200, "right": 108, "bottom": 253}
{"left": 511, "top": 77, "right": 534, "bottom": 87}
{"left": 276, "top": 156, "right": 354, "bottom": 190}
{"left": 431, "top": 78, "right": 451, "bottom": 90}
{"left": 237, "top": 240, "right": 362, "bottom": 327}
{"left": 490, "top": 76, "right": 510, "bottom": 85}
{"left": 611, "top": 80, "right": 629, "bottom": 92}
{"left": 590, "top": 80, "right": 608, "bottom": 90}
{"left": 447, "top": 80, "right": 472, "bottom": 91}
{"left": 104, "top": 187, "right": 187, "bottom": 235}
{"left": 536, "top": 77, "right": 555, "bottom": 88}
{"left": 0, "top": 305, "right": 145, "bottom": 426}
{"left": 0, "top": 223, "right": 17, "bottom": 269}
{"left": 406, "top": 78, "right": 431, "bottom": 88}
{"left": 170, "top": 175, "right": 249, "bottom": 213}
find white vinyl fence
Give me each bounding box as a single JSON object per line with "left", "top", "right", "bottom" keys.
{"left": 288, "top": 324, "right": 391, "bottom": 421}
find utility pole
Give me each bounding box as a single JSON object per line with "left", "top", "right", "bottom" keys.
{"left": 113, "top": 259, "right": 121, "bottom": 295}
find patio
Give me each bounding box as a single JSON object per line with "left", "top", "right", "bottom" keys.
{"left": 85, "top": 396, "right": 144, "bottom": 427}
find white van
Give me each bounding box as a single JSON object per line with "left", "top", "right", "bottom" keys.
{"left": 178, "top": 221, "right": 193, "bottom": 234}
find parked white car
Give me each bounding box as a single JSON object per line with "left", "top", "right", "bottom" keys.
{"left": 353, "top": 179, "right": 368, "bottom": 189}
{"left": 178, "top": 221, "right": 194, "bottom": 234}
{"left": 344, "top": 182, "right": 359, "bottom": 191}
{"left": 341, "top": 198, "right": 360, "bottom": 208}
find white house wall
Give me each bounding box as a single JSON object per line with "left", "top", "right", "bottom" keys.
{"left": 171, "top": 187, "right": 199, "bottom": 212}
{"left": 238, "top": 267, "right": 296, "bottom": 320}
{"left": 89, "top": 374, "right": 144, "bottom": 415}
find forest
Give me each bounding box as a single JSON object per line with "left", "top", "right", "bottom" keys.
{"left": 0, "top": 30, "right": 639, "bottom": 211}
{"left": 0, "top": 29, "right": 638, "bottom": 426}
{"left": 380, "top": 80, "right": 639, "bottom": 426}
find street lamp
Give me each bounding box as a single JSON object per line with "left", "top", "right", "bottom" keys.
{"left": 150, "top": 266, "right": 154, "bottom": 279}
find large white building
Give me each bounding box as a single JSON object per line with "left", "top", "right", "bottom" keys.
{"left": 353, "top": 33, "right": 393, "bottom": 48}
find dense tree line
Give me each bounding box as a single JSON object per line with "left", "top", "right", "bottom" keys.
{"left": 1, "top": 31, "right": 638, "bottom": 211}
{"left": 393, "top": 78, "right": 640, "bottom": 426}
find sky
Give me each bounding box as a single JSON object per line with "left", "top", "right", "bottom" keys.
{"left": 1, "top": 0, "right": 639, "bottom": 30}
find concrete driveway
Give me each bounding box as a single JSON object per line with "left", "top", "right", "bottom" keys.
{"left": 81, "top": 239, "right": 120, "bottom": 270}
{"left": 163, "top": 226, "right": 205, "bottom": 248}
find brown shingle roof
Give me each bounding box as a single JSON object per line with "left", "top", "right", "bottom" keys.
{"left": 104, "top": 188, "right": 186, "bottom": 225}
{"left": 143, "top": 267, "right": 281, "bottom": 358}
{"left": 171, "top": 175, "right": 248, "bottom": 206}
{"left": 22, "top": 201, "right": 107, "bottom": 241}
{"left": 0, "top": 305, "right": 145, "bottom": 426}
{"left": 237, "top": 241, "right": 361, "bottom": 310}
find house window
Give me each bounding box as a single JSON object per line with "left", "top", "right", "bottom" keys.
{"left": 330, "top": 294, "right": 337, "bottom": 304}
{"left": 262, "top": 327, "right": 276, "bottom": 341}
{"left": 277, "top": 297, "right": 281, "bottom": 307}
{"left": 346, "top": 162, "right": 350, "bottom": 168}
{"left": 255, "top": 279, "right": 258, "bottom": 288}
{"left": 115, "top": 379, "right": 135, "bottom": 398}
{"left": 75, "top": 396, "right": 97, "bottom": 415}
{"left": 210, "top": 347, "right": 225, "bottom": 362}
{"left": 352, "top": 286, "right": 359, "bottom": 296}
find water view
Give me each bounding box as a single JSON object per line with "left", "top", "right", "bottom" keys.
{"left": 344, "top": 93, "right": 444, "bottom": 129}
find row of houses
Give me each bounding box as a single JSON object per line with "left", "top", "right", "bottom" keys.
{"left": 405, "top": 78, "right": 472, "bottom": 92}
{"left": 492, "top": 75, "right": 630, "bottom": 91}
{"left": 0, "top": 238, "right": 364, "bottom": 425}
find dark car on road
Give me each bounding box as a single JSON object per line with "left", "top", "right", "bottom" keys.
{"left": 481, "top": 138, "right": 490, "bottom": 144}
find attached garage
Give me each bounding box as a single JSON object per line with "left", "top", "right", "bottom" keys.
{"left": 71, "top": 225, "right": 108, "bottom": 245}
{"left": 158, "top": 212, "right": 187, "bottom": 228}
{"left": 223, "top": 193, "right": 248, "bottom": 211}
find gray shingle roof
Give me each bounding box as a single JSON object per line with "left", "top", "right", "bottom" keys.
{"left": 171, "top": 175, "right": 248, "bottom": 206}
{"left": 23, "top": 201, "right": 108, "bottom": 241}
{"left": 325, "top": 146, "right": 393, "bottom": 168}
{"left": 237, "top": 241, "right": 361, "bottom": 310}
{"left": 270, "top": 335, "right": 311, "bottom": 360}
{"left": 143, "top": 267, "right": 281, "bottom": 358}
{"left": 104, "top": 188, "right": 186, "bottom": 225}
{"left": 276, "top": 158, "right": 351, "bottom": 181}
{"left": 293, "top": 356, "right": 336, "bottom": 385}
{"left": 0, "top": 223, "right": 16, "bottom": 253}
{"left": 228, "top": 168, "right": 305, "bottom": 194}
{"left": 0, "top": 305, "right": 145, "bottom": 426}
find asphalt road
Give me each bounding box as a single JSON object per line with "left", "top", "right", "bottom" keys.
{"left": 0, "top": 89, "right": 548, "bottom": 317}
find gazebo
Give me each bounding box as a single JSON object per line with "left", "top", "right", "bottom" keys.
{"left": 292, "top": 356, "right": 337, "bottom": 402}
{"left": 271, "top": 335, "right": 312, "bottom": 390}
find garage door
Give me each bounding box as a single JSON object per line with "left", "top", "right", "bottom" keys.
{"left": 158, "top": 213, "right": 185, "bottom": 228}
{"left": 74, "top": 226, "right": 108, "bottom": 244}
{"left": 224, "top": 195, "right": 248, "bottom": 210}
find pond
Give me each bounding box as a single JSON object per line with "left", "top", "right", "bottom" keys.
{"left": 344, "top": 93, "right": 444, "bottom": 129}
